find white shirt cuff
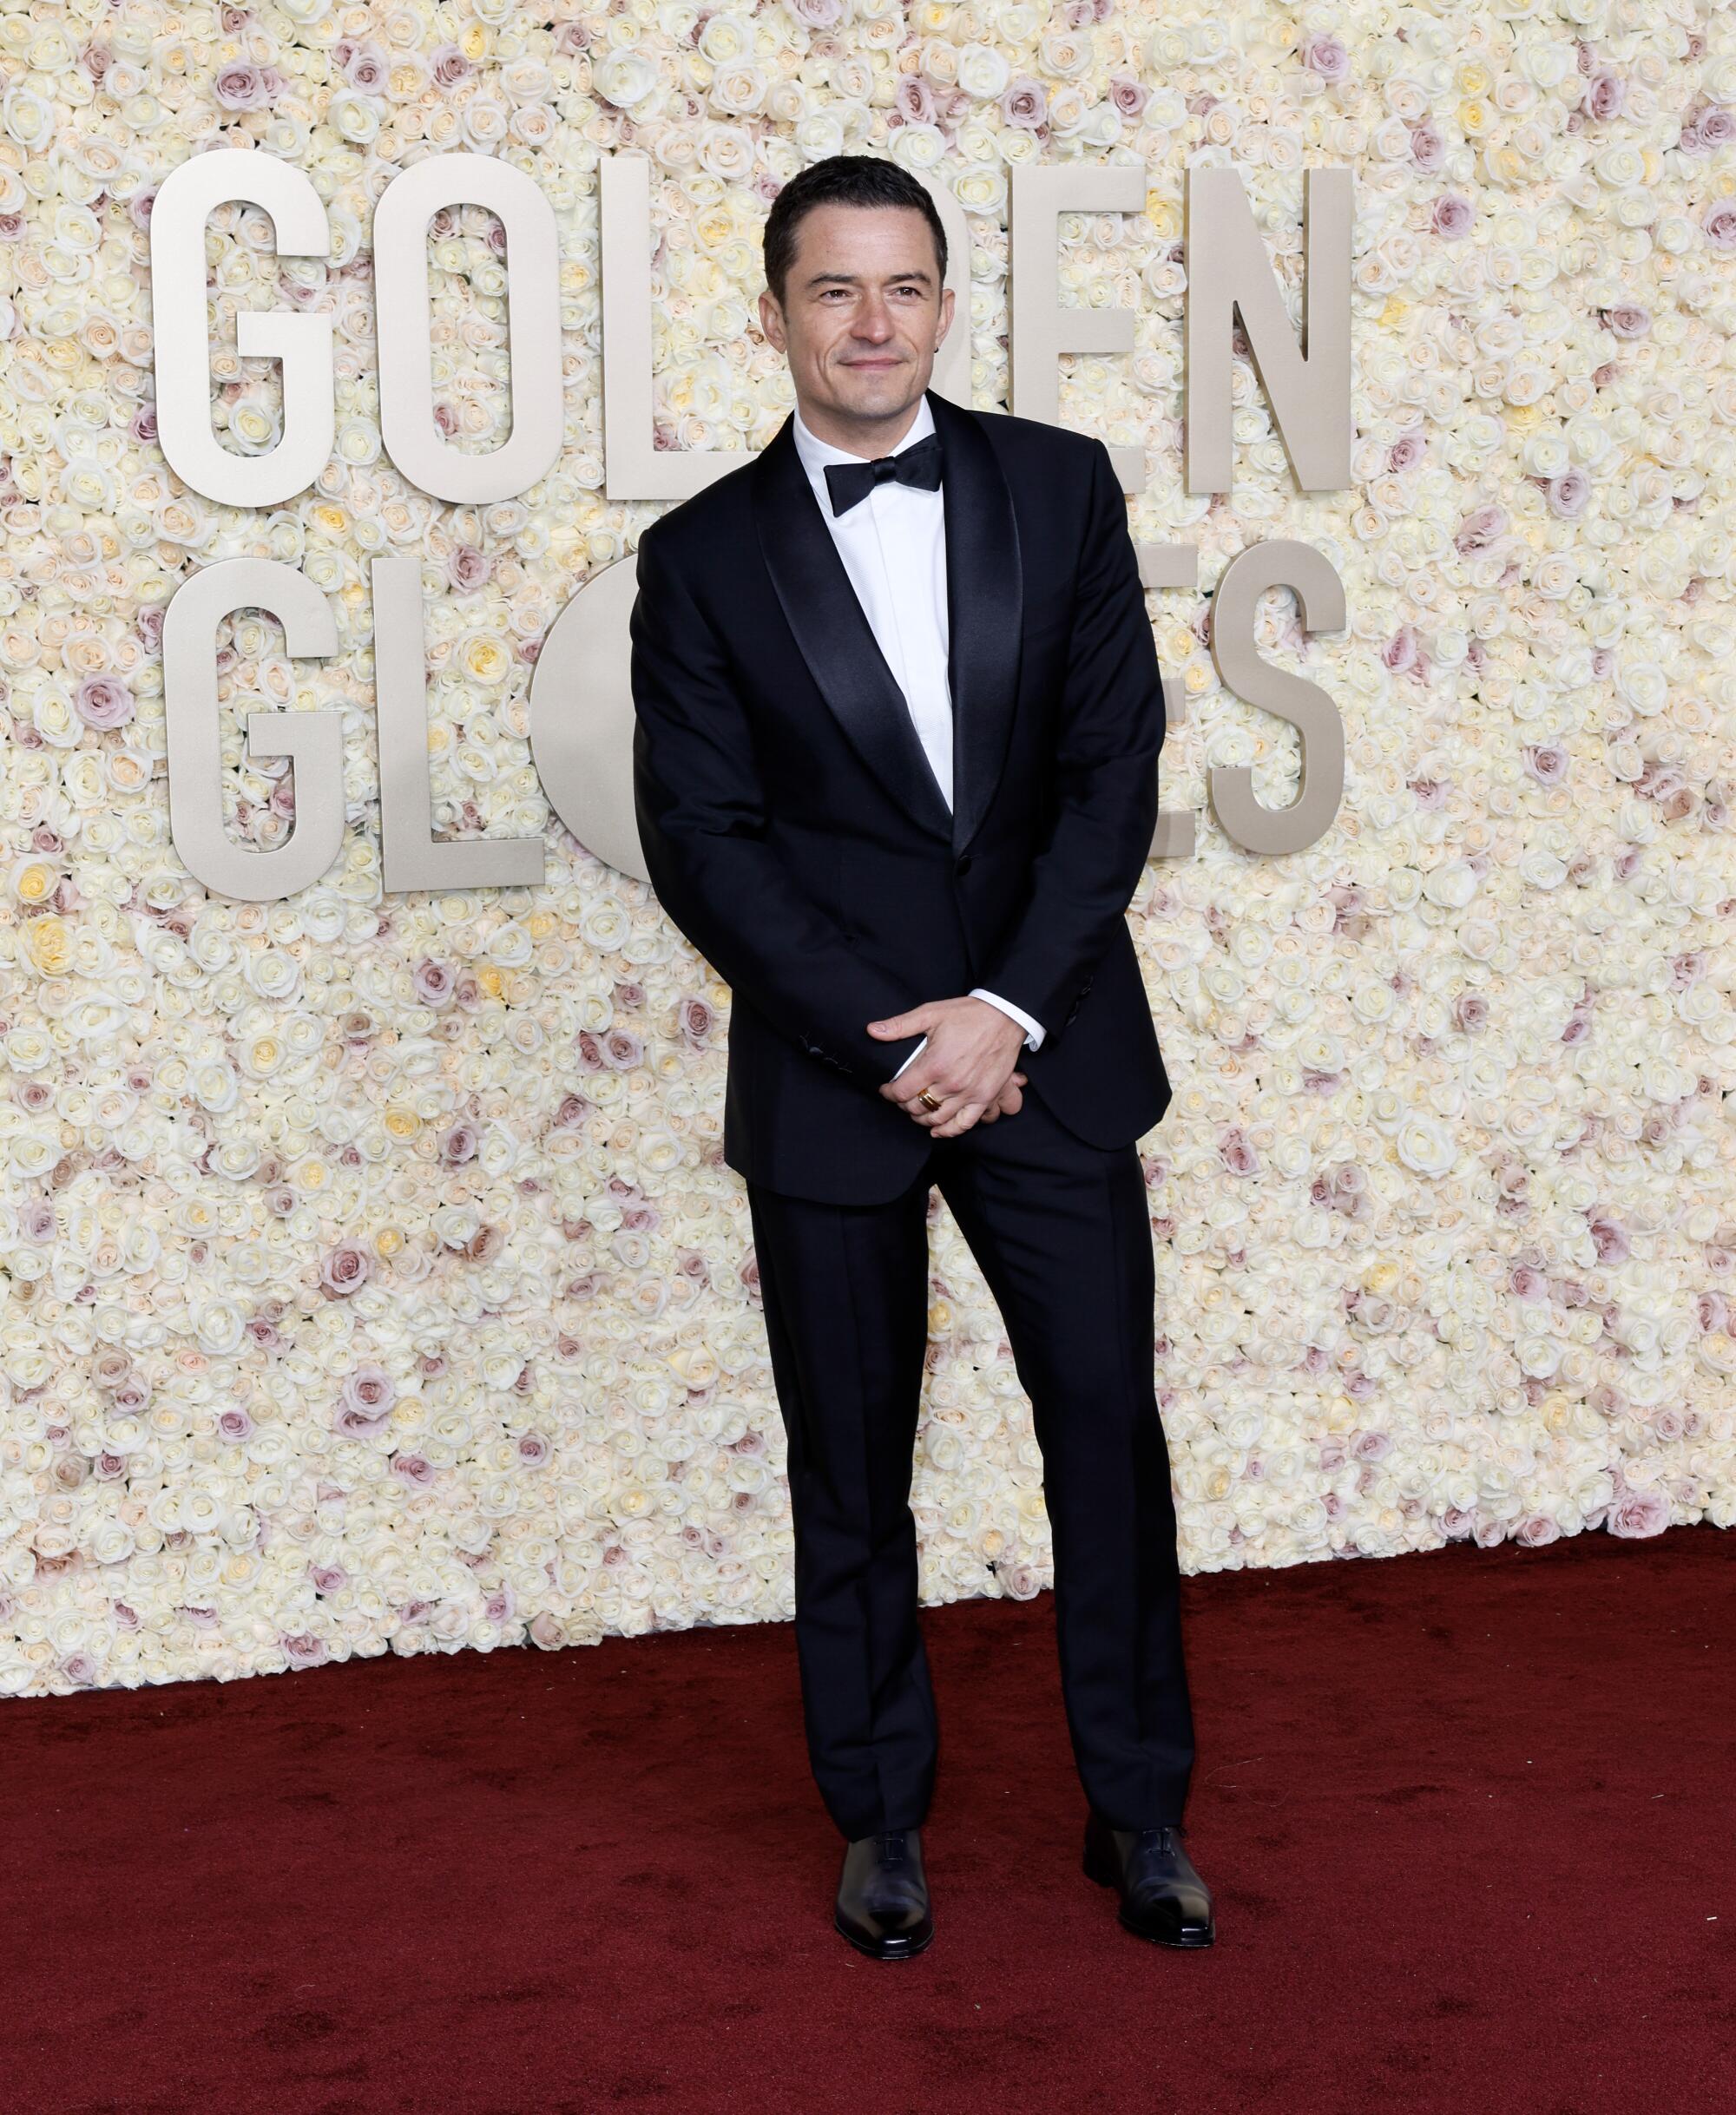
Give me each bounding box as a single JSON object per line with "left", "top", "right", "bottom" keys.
{"left": 970, "top": 988, "right": 1046, "bottom": 1050}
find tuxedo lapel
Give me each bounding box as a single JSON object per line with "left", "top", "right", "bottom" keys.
{"left": 752, "top": 417, "right": 953, "bottom": 844}
{"left": 928, "top": 391, "right": 1023, "bottom": 855}
{"left": 750, "top": 392, "right": 1023, "bottom": 856}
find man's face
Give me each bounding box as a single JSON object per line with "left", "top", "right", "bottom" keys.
{"left": 758, "top": 202, "right": 953, "bottom": 437}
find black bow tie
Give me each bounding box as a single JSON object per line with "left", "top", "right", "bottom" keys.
{"left": 821, "top": 430, "right": 944, "bottom": 516}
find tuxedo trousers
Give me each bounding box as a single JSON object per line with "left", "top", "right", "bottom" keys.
{"left": 745, "top": 1085, "right": 1195, "bottom": 1842}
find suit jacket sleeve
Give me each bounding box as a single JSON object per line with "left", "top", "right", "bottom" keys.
{"left": 629, "top": 521, "right": 926, "bottom": 1087}
{"left": 972, "top": 437, "right": 1163, "bottom": 1039}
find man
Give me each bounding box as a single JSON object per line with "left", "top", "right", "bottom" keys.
{"left": 629, "top": 156, "right": 1213, "bottom": 1960}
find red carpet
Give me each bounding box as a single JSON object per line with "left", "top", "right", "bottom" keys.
{"left": 3, "top": 1526, "right": 1732, "bottom": 2115}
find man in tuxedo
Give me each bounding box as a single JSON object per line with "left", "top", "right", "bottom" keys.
{"left": 629, "top": 155, "right": 1213, "bottom": 1960}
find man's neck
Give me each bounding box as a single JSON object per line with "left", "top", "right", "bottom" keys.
{"left": 793, "top": 393, "right": 927, "bottom": 460}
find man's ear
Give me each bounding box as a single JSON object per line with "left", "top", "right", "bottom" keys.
{"left": 758, "top": 287, "right": 786, "bottom": 353}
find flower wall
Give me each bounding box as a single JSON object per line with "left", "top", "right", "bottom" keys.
{"left": 2, "top": 0, "right": 1735, "bottom": 1698}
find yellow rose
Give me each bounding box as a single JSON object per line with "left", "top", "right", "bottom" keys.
{"left": 24, "top": 916, "right": 71, "bottom": 975}
{"left": 462, "top": 635, "right": 508, "bottom": 683}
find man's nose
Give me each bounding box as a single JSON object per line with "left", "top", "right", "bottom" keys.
{"left": 852, "top": 299, "right": 895, "bottom": 341}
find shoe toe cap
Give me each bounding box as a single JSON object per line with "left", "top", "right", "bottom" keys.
{"left": 1123, "top": 1888, "right": 1214, "bottom": 1945}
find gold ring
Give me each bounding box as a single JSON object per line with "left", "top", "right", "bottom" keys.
{"left": 918, "top": 1087, "right": 942, "bottom": 1112}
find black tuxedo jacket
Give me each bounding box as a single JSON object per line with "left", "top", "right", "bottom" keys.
{"left": 628, "top": 387, "right": 1170, "bottom": 1205}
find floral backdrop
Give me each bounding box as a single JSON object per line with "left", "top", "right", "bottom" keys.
{"left": 1, "top": 0, "right": 1734, "bottom": 1699}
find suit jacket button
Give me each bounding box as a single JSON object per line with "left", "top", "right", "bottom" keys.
{"left": 955, "top": 854, "right": 972, "bottom": 875}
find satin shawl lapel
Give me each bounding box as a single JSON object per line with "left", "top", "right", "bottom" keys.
{"left": 928, "top": 391, "right": 1023, "bottom": 856}
{"left": 752, "top": 417, "right": 952, "bottom": 844}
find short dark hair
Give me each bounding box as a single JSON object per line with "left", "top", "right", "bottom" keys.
{"left": 762, "top": 155, "right": 948, "bottom": 306}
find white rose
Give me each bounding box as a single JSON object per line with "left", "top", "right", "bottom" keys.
{"left": 593, "top": 49, "right": 659, "bottom": 108}
{"left": 957, "top": 43, "right": 1010, "bottom": 100}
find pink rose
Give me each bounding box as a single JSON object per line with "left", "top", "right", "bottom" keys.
{"left": 74, "top": 674, "right": 135, "bottom": 730}
{"left": 319, "top": 1243, "right": 373, "bottom": 1297}
{"left": 1432, "top": 194, "right": 1474, "bottom": 240}
{"left": 1409, "top": 122, "right": 1445, "bottom": 171}
{"left": 412, "top": 958, "right": 455, "bottom": 1007}
{"left": 345, "top": 42, "right": 387, "bottom": 93}
{"left": 895, "top": 76, "right": 936, "bottom": 125}
{"left": 1455, "top": 502, "right": 1507, "bottom": 553}
{"left": 337, "top": 1364, "right": 394, "bottom": 1434}
{"left": 1381, "top": 624, "right": 1420, "bottom": 673}
{"left": 1547, "top": 468, "right": 1590, "bottom": 518}
{"left": 446, "top": 544, "right": 491, "bottom": 593}
{"left": 1217, "top": 1126, "right": 1259, "bottom": 1175}
{"left": 1301, "top": 34, "right": 1350, "bottom": 82}
{"left": 1703, "top": 200, "right": 1736, "bottom": 252}
{"left": 1581, "top": 71, "right": 1625, "bottom": 121}
{"left": 1608, "top": 1488, "right": 1669, "bottom": 1538}
{"left": 214, "top": 62, "right": 272, "bottom": 110}
{"left": 1001, "top": 77, "right": 1048, "bottom": 129}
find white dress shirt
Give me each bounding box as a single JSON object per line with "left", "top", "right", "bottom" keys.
{"left": 790, "top": 397, "right": 1046, "bottom": 1080}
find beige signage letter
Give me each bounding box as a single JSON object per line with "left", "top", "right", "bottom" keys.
{"left": 150, "top": 150, "right": 334, "bottom": 508}
{"left": 1184, "top": 166, "right": 1351, "bottom": 495}
{"left": 372, "top": 556, "right": 545, "bottom": 891}
{"left": 527, "top": 555, "right": 648, "bottom": 882}
{"left": 1207, "top": 539, "right": 1345, "bottom": 853}
{"left": 162, "top": 559, "right": 345, "bottom": 900}
{"left": 374, "top": 154, "right": 564, "bottom": 504}
{"left": 1009, "top": 163, "right": 1147, "bottom": 494}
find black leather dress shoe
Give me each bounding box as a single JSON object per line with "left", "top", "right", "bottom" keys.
{"left": 834, "top": 1829, "right": 933, "bottom": 1961}
{"left": 1083, "top": 1812, "right": 1215, "bottom": 1948}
